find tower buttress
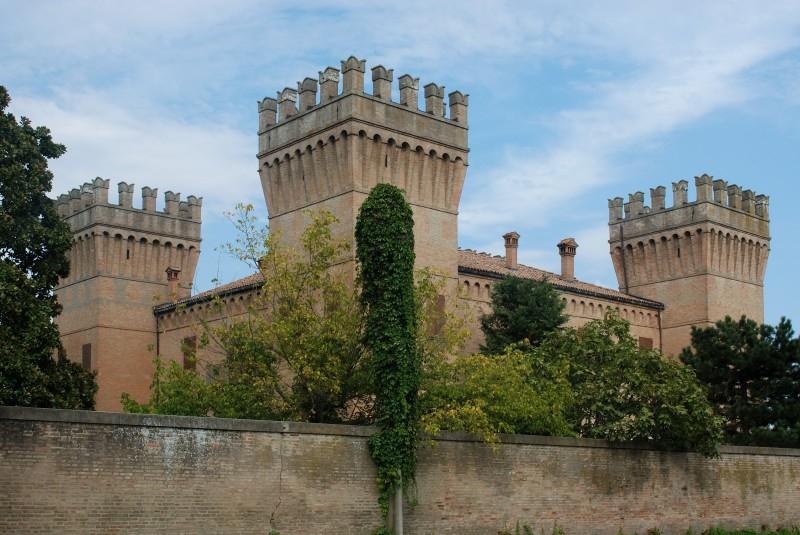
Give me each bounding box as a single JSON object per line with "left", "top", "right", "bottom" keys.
{"left": 609, "top": 173, "right": 770, "bottom": 356}
{"left": 54, "top": 180, "right": 202, "bottom": 410}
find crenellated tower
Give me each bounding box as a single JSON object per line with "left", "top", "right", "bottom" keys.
{"left": 608, "top": 174, "right": 770, "bottom": 356}
{"left": 257, "top": 56, "right": 469, "bottom": 283}
{"left": 54, "top": 178, "right": 202, "bottom": 410}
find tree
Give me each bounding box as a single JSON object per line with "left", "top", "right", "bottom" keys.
{"left": 681, "top": 316, "right": 800, "bottom": 447}
{"left": 420, "top": 346, "right": 574, "bottom": 445}
{"left": 0, "top": 85, "right": 97, "bottom": 408}
{"left": 125, "top": 207, "right": 371, "bottom": 423}
{"left": 355, "top": 183, "right": 419, "bottom": 514}
{"left": 124, "top": 204, "right": 468, "bottom": 427}
{"left": 536, "top": 314, "right": 723, "bottom": 456}
{"left": 480, "top": 275, "right": 567, "bottom": 353}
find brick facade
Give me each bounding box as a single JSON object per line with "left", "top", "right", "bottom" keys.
{"left": 2, "top": 407, "right": 798, "bottom": 534}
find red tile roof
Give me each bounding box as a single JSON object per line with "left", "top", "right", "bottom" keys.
{"left": 153, "top": 272, "right": 265, "bottom": 314}
{"left": 458, "top": 249, "right": 663, "bottom": 309}
{"left": 155, "top": 250, "right": 663, "bottom": 314}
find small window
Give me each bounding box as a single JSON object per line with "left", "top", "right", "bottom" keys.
{"left": 433, "top": 294, "right": 446, "bottom": 334}
{"left": 182, "top": 336, "right": 197, "bottom": 371}
{"left": 81, "top": 344, "right": 92, "bottom": 371}
{"left": 638, "top": 337, "right": 654, "bottom": 349}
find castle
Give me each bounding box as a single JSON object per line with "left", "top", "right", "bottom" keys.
{"left": 53, "top": 57, "right": 771, "bottom": 411}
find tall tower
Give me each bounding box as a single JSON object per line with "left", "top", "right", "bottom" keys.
{"left": 608, "top": 174, "right": 770, "bottom": 356}
{"left": 257, "top": 56, "right": 469, "bottom": 284}
{"left": 54, "top": 178, "right": 202, "bottom": 410}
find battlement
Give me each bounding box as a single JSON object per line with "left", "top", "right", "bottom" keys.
{"left": 54, "top": 179, "right": 202, "bottom": 243}
{"left": 608, "top": 174, "right": 769, "bottom": 225}
{"left": 607, "top": 173, "right": 771, "bottom": 355}
{"left": 257, "top": 55, "right": 469, "bottom": 142}
{"left": 256, "top": 55, "right": 470, "bottom": 283}
{"left": 56, "top": 179, "right": 202, "bottom": 222}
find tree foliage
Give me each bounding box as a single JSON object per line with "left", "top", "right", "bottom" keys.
{"left": 681, "top": 315, "right": 800, "bottom": 447}
{"left": 125, "top": 206, "right": 371, "bottom": 423}
{"left": 355, "top": 183, "right": 420, "bottom": 513}
{"left": 534, "top": 314, "right": 723, "bottom": 456}
{"left": 420, "top": 346, "right": 574, "bottom": 444}
{"left": 480, "top": 275, "right": 567, "bottom": 353}
{"left": 0, "top": 85, "right": 97, "bottom": 408}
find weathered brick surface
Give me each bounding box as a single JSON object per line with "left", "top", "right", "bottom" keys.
{"left": 1, "top": 407, "right": 798, "bottom": 534}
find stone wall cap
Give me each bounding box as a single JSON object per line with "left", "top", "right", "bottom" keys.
{"left": 6, "top": 406, "right": 794, "bottom": 457}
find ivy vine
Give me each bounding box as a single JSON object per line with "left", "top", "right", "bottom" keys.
{"left": 355, "top": 183, "right": 420, "bottom": 518}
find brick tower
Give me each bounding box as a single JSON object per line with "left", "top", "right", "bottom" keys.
{"left": 54, "top": 178, "right": 202, "bottom": 410}
{"left": 608, "top": 174, "right": 770, "bottom": 356}
{"left": 256, "top": 56, "right": 469, "bottom": 284}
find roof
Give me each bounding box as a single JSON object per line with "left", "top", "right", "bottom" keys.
{"left": 154, "top": 249, "right": 664, "bottom": 315}
{"left": 153, "top": 272, "right": 264, "bottom": 314}
{"left": 457, "top": 249, "right": 663, "bottom": 309}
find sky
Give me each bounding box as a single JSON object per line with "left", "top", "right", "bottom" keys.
{"left": 2, "top": 0, "right": 798, "bottom": 325}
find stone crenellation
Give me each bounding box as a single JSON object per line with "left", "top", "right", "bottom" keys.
{"left": 54, "top": 178, "right": 203, "bottom": 410}
{"left": 257, "top": 55, "right": 469, "bottom": 129}
{"left": 608, "top": 173, "right": 771, "bottom": 356}
{"left": 56, "top": 179, "right": 202, "bottom": 221}
{"left": 256, "top": 55, "right": 470, "bottom": 285}
{"left": 608, "top": 173, "right": 769, "bottom": 223}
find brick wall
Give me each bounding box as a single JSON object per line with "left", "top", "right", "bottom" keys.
{"left": 1, "top": 407, "right": 799, "bottom": 534}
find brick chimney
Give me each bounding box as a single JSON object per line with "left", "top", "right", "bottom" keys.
{"left": 557, "top": 238, "right": 578, "bottom": 280}
{"left": 503, "top": 232, "right": 520, "bottom": 270}
{"left": 165, "top": 266, "right": 181, "bottom": 297}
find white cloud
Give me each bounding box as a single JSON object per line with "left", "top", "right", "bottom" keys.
{"left": 3, "top": 0, "right": 799, "bottom": 295}
{"left": 459, "top": 1, "right": 800, "bottom": 245}
{"left": 11, "top": 90, "right": 257, "bottom": 218}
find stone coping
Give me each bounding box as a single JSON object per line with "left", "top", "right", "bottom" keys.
{"left": 2, "top": 405, "right": 799, "bottom": 457}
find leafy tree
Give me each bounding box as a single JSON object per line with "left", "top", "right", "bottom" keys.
{"left": 681, "top": 315, "right": 800, "bottom": 447}
{"left": 480, "top": 275, "right": 567, "bottom": 353}
{"left": 355, "top": 183, "right": 419, "bottom": 514}
{"left": 0, "top": 85, "right": 97, "bottom": 408}
{"left": 124, "top": 204, "right": 469, "bottom": 428}
{"left": 420, "top": 346, "right": 573, "bottom": 444}
{"left": 535, "top": 314, "right": 723, "bottom": 456}
{"left": 126, "top": 206, "right": 371, "bottom": 423}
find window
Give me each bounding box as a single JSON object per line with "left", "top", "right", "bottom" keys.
{"left": 638, "top": 337, "right": 654, "bottom": 349}
{"left": 182, "top": 336, "right": 197, "bottom": 371}
{"left": 433, "top": 294, "right": 446, "bottom": 334}
{"left": 81, "top": 344, "right": 92, "bottom": 371}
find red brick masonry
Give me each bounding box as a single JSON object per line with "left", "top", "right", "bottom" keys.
{"left": 1, "top": 407, "right": 798, "bottom": 534}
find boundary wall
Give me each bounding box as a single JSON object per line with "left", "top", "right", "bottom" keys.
{"left": 1, "top": 406, "right": 799, "bottom": 534}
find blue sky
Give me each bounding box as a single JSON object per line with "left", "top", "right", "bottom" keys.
{"left": 2, "top": 1, "right": 798, "bottom": 325}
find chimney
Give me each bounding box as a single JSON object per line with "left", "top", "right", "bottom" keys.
{"left": 503, "top": 231, "right": 520, "bottom": 270}
{"left": 557, "top": 238, "right": 578, "bottom": 280}
{"left": 166, "top": 266, "right": 181, "bottom": 298}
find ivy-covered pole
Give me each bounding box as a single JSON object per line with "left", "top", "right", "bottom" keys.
{"left": 355, "top": 183, "right": 418, "bottom": 531}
